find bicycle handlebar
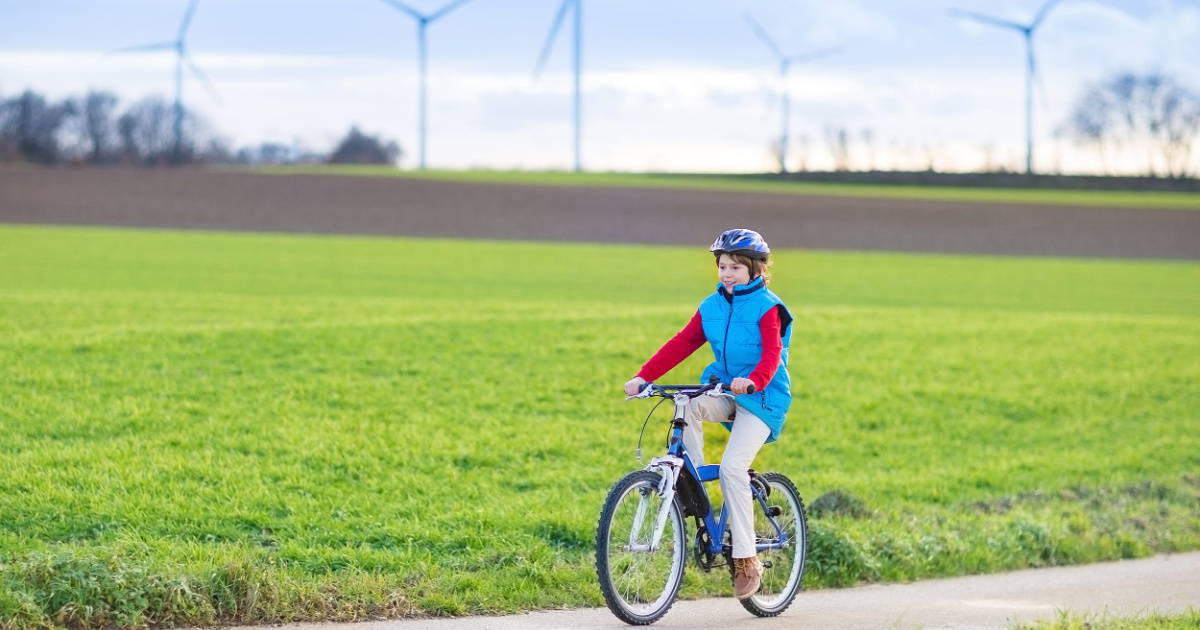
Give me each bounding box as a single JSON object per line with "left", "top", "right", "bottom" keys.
{"left": 628, "top": 379, "right": 755, "bottom": 400}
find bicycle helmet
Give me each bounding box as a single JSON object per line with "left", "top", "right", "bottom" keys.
{"left": 710, "top": 228, "right": 770, "bottom": 261}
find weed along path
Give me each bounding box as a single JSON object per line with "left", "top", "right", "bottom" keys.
{"left": 227, "top": 553, "right": 1200, "bottom": 630}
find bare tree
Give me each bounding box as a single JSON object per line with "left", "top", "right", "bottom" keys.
{"left": 860, "top": 127, "right": 875, "bottom": 171}
{"left": 824, "top": 124, "right": 851, "bottom": 171}
{"left": 0, "top": 90, "right": 77, "bottom": 164}
{"left": 1061, "top": 85, "right": 1112, "bottom": 173}
{"left": 1159, "top": 80, "right": 1200, "bottom": 177}
{"left": 78, "top": 91, "right": 119, "bottom": 163}
{"left": 767, "top": 138, "right": 785, "bottom": 173}
{"left": 116, "top": 97, "right": 179, "bottom": 165}
{"left": 112, "top": 96, "right": 226, "bottom": 165}
{"left": 180, "top": 109, "right": 226, "bottom": 164}
{"left": 796, "top": 134, "right": 810, "bottom": 172}
{"left": 1062, "top": 72, "right": 1200, "bottom": 177}
{"left": 0, "top": 91, "right": 15, "bottom": 161}
{"left": 116, "top": 109, "right": 140, "bottom": 164}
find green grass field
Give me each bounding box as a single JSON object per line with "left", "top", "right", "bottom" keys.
{"left": 1, "top": 224, "right": 1198, "bottom": 629}
{"left": 253, "top": 165, "right": 1200, "bottom": 210}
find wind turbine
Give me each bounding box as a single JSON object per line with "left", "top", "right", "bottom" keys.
{"left": 745, "top": 13, "right": 838, "bottom": 174}
{"left": 534, "top": 0, "right": 582, "bottom": 173}
{"left": 112, "top": 0, "right": 218, "bottom": 162}
{"left": 950, "top": 0, "right": 1061, "bottom": 175}
{"left": 378, "top": 0, "right": 475, "bottom": 170}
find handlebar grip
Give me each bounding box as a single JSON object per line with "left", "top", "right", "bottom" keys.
{"left": 745, "top": 383, "right": 756, "bottom": 394}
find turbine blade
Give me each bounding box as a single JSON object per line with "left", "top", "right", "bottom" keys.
{"left": 1031, "top": 0, "right": 1061, "bottom": 31}
{"left": 787, "top": 46, "right": 841, "bottom": 64}
{"left": 948, "top": 8, "right": 1026, "bottom": 32}
{"left": 177, "top": 0, "right": 199, "bottom": 40}
{"left": 533, "top": 0, "right": 571, "bottom": 79}
{"left": 109, "top": 41, "right": 177, "bottom": 54}
{"left": 379, "top": 0, "right": 424, "bottom": 21}
{"left": 744, "top": 13, "right": 784, "bottom": 60}
{"left": 185, "top": 55, "right": 221, "bottom": 104}
{"left": 428, "top": 0, "right": 474, "bottom": 23}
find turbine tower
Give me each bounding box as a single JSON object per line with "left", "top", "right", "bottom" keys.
{"left": 534, "top": 0, "right": 582, "bottom": 173}
{"left": 379, "top": 0, "right": 475, "bottom": 170}
{"left": 745, "top": 14, "right": 837, "bottom": 174}
{"left": 112, "top": 0, "right": 218, "bottom": 163}
{"left": 950, "top": 0, "right": 1061, "bottom": 175}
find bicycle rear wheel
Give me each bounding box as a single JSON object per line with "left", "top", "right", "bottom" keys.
{"left": 595, "top": 470, "right": 686, "bottom": 625}
{"left": 740, "top": 472, "right": 807, "bottom": 617}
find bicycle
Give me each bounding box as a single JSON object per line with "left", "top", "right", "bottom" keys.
{"left": 595, "top": 379, "right": 809, "bottom": 625}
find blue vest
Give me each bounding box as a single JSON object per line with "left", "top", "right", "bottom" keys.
{"left": 698, "top": 276, "right": 793, "bottom": 443}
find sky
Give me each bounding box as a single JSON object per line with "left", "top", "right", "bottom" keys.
{"left": 2, "top": 0, "right": 1198, "bottom": 173}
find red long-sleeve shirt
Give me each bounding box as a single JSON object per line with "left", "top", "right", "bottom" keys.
{"left": 636, "top": 306, "right": 783, "bottom": 391}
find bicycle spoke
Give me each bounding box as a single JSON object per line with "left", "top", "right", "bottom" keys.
{"left": 741, "top": 473, "right": 807, "bottom": 617}
{"left": 598, "top": 473, "right": 684, "bottom": 620}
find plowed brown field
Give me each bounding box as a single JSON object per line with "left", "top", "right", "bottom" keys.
{"left": 2, "top": 167, "right": 1197, "bottom": 259}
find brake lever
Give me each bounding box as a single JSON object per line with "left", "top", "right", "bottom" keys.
{"left": 624, "top": 384, "right": 655, "bottom": 401}
{"left": 706, "top": 384, "right": 735, "bottom": 399}
{"left": 706, "top": 382, "right": 754, "bottom": 399}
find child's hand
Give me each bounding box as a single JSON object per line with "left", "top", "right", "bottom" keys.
{"left": 730, "top": 377, "right": 756, "bottom": 395}
{"left": 624, "top": 376, "right": 648, "bottom": 396}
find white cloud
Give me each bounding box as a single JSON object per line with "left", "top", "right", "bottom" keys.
{"left": 2, "top": 0, "right": 1198, "bottom": 176}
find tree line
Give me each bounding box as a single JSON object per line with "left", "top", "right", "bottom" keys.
{"left": 0, "top": 89, "right": 402, "bottom": 167}
{"left": 792, "top": 71, "right": 1199, "bottom": 178}
{"left": 1060, "top": 71, "right": 1200, "bottom": 178}
{"left": 4, "top": 70, "right": 1197, "bottom": 176}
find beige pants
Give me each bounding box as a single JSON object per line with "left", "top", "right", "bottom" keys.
{"left": 684, "top": 394, "right": 771, "bottom": 559}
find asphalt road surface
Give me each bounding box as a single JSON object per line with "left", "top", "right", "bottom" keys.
{"left": 2, "top": 167, "right": 1198, "bottom": 259}
{"left": 224, "top": 552, "right": 1198, "bottom": 630}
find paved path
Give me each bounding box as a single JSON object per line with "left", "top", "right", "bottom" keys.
{"left": 3, "top": 167, "right": 1199, "bottom": 260}
{"left": 228, "top": 553, "right": 1199, "bottom": 630}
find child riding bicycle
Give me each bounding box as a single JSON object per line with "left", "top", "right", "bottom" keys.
{"left": 623, "top": 228, "right": 793, "bottom": 600}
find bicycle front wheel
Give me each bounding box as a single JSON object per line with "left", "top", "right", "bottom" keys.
{"left": 740, "top": 472, "right": 808, "bottom": 617}
{"left": 595, "top": 469, "right": 686, "bottom": 625}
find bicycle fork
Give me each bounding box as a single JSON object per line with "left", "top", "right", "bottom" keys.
{"left": 627, "top": 455, "right": 683, "bottom": 552}
{"left": 627, "top": 391, "right": 692, "bottom": 553}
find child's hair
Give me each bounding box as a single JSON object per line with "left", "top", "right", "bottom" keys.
{"left": 718, "top": 252, "right": 773, "bottom": 284}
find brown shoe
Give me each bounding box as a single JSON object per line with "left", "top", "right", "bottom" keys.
{"left": 732, "top": 555, "right": 762, "bottom": 599}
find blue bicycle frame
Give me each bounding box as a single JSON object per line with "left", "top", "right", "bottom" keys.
{"left": 646, "top": 384, "right": 790, "bottom": 557}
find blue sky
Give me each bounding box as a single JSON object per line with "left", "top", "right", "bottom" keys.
{"left": 2, "top": 0, "right": 1198, "bottom": 172}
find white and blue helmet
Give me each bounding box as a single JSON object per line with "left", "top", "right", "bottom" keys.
{"left": 710, "top": 228, "right": 770, "bottom": 261}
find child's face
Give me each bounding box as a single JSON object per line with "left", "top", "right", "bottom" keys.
{"left": 717, "top": 254, "right": 752, "bottom": 291}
